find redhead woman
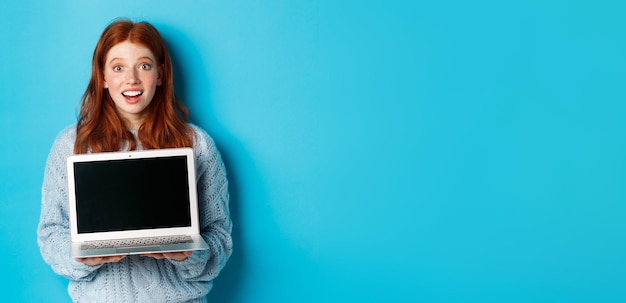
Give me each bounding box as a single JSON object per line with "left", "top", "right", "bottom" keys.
{"left": 37, "top": 19, "right": 232, "bottom": 302}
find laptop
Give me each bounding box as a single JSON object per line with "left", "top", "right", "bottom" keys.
{"left": 66, "top": 147, "right": 209, "bottom": 258}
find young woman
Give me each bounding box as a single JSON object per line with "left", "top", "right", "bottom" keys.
{"left": 37, "top": 19, "right": 232, "bottom": 302}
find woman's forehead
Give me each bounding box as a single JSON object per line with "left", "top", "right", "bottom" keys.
{"left": 105, "top": 41, "right": 156, "bottom": 63}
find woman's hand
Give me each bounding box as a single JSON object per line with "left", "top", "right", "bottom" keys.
{"left": 141, "top": 251, "right": 193, "bottom": 261}
{"left": 75, "top": 255, "right": 126, "bottom": 266}
{"left": 75, "top": 251, "right": 192, "bottom": 266}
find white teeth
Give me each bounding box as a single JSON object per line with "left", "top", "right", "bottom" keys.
{"left": 122, "top": 91, "right": 142, "bottom": 97}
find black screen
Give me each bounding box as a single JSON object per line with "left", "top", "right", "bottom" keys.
{"left": 74, "top": 156, "right": 192, "bottom": 233}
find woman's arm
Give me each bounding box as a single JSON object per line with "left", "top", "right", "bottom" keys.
{"left": 167, "top": 126, "right": 233, "bottom": 281}
{"left": 37, "top": 127, "right": 104, "bottom": 281}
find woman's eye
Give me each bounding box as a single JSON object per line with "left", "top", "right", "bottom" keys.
{"left": 140, "top": 64, "right": 151, "bottom": 70}
{"left": 113, "top": 66, "right": 123, "bottom": 72}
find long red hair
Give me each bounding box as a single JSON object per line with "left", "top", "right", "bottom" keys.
{"left": 74, "top": 19, "right": 192, "bottom": 154}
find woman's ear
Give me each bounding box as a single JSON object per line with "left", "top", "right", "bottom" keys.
{"left": 157, "top": 64, "right": 163, "bottom": 86}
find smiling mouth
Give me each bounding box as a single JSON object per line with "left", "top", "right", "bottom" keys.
{"left": 122, "top": 91, "right": 143, "bottom": 97}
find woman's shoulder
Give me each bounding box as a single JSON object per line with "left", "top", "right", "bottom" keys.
{"left": 188, "top": 123, "right": 223, "bottom": 163}
{"left": 189, "top": 123, "right": 216, "bottom": 150}
{"left": 49, "top": 124, "right": 77, "bottom": 154}
{"left": 56, "top": 124, "right": 77, "bottom": 141}
{"left": 43, "top": 124, "right": 77, "bottom": 169}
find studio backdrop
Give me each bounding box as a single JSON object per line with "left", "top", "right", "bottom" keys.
{"left": 1, "top": 1, "right": 625, "bottom": 302}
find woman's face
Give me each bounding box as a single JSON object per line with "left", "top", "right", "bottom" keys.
{"left": 103, "top": 40, "right": 161, "bottom": 129}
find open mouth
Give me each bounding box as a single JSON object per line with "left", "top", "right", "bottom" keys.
{"left": 122, "top": 90, "right": 143, "bottom": 97}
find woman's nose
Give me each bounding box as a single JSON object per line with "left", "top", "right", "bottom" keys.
{"left": 125, "top": 69, "right": 140, "bottom": 84}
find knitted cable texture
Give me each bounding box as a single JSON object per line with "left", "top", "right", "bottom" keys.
{"left": 37, "top": 124, "right": 232, "bottom": 303}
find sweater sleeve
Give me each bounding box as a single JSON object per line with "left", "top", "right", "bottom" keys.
{"left": 168, "top": 126, "right": 233, "bottom": 281}
{"left": 37, "top": 127, "right": 103, "bottom": 281}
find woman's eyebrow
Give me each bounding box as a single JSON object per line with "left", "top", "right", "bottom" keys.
{"left": 108, "top": 56, "right": 155, "bottom": 64}
{"left": 107, "top": 57, "right": 126, "bottom": 66}
{"left": 137, "top": 56, "right": 155, "bottom": 62}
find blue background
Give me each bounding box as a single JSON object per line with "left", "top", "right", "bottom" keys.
{"left": 1, "top": 1, "right": 625, "bottom": 302}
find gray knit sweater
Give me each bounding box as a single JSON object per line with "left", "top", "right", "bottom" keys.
{"left": 37, "top": 124, "right": 232, "bottom": 303}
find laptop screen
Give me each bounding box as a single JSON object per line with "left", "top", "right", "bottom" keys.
{"left": 73, "top": 156, "right": 192, "bottom": 234}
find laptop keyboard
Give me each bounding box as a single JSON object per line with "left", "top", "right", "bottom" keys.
{"left": 81, "top": 235, "right": 193, "bottom": 250}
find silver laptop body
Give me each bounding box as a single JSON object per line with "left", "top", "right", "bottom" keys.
{"left": 67, "top": 147, "right": 209, "bottom": 258}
